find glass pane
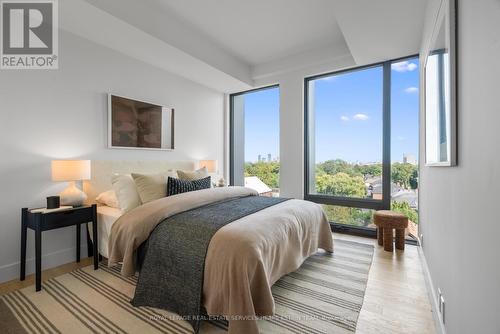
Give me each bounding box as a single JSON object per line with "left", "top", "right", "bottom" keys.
{"left": 233, "top": 87, "right": 280, "bottom": 196}
{"left": 322, "top": 204, "right": 374, "bottom": 228}
{"left": 391, "top": 58, "right": 420, "bottom": 240}
{"left": 425, "top": 12, "right": 452, "bottom": 165}
{"left": 308, "top": 66, "right": 383, "bottom": 200}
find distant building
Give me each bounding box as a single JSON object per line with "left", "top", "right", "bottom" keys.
{"left": 245, "top": 176, "right": 273, "bottom": 197}
{"left": 392, "top": 190, "right": 418, "bottom": 209}
{"left": 255, "top": 154, "right": 278, "bottom": 163}
{"left": 403, "top": 153, "right": 417, "bottom": 165}
{"left": 370, "top": 183, "right": 402, "bottom": 200}
{"left": 365, "top": 176, "right": 418, "bottom": 209}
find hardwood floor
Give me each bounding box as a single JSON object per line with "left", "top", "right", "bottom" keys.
{"left": 339, "top": 234, "right": 436, "bottom": 334}
{"left": 0, "top": 234, "right": 436, "bottom": 333}
{"left": 0, "top": 257, "right": 93, "bottom": 296}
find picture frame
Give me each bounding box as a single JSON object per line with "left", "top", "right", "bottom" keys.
{"left": 107, "top": 94, "right": 175, "bottom": 151}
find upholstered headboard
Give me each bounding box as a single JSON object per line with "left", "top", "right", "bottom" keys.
{"left": 83, "top": 160, "right": 197, "bottom": 203}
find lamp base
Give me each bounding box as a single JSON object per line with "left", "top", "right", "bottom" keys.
{"left": 60, "top": 181, "right": 87, "bottom": 207}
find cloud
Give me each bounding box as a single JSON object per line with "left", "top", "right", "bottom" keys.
{"left": 391, "top": 61, "right": 418, "bottom": 72}
{"left": 404, "top": 86, "right": 419, "bottom": 94}
{"left": 318, "top": 76, "right": 336, "bottom": 82}
{"left": 353, "top": 113, "right": 369, "bottom": 121}
{"left": 397, "top": 136, "right": 406, "bottom": 141}
{"left": 340, "top": 116, "right": 349, "bottom": 121}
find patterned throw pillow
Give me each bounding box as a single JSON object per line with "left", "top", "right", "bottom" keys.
{"left": 167, "top": 176, "right": 212, "bottom": 196}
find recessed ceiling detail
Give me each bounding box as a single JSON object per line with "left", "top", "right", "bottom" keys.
{"left": 76, "top": 0, "right": 427, "bottom": 92}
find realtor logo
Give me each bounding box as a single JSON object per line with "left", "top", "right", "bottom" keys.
{"left": 1, "top": 0, "right": 58, "bottom": 69}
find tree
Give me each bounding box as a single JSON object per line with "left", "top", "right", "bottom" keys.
{"left": 391, "top": 163, "right": 417, "bottom": 189}
{"left": 409, "top": 168, "right": 418, "bottom": 189}
{"left": 354, "top": 163, "right": 382, "bottom": 178}
{"left": 391, "top": 201, "right": 419, "bottom": 224}
{"left": 317, "top": 159, "right": 361, "bottom": 178}
{"left": 322, "top": 205, "right": 373, "bottom": 227}
{"left": 316, "top": 172, "right": 366, "bottom": 197}
{"left": 244, "top": 161, "right": 280, "bottom": 188}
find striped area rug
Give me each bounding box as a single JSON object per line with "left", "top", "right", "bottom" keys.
{"left": 0, "top": 239, "right": 373, "bottom": 334}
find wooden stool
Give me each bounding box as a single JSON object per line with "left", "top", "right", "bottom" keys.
{"left": 373, "top": 210, "right": 409, "bottom": 252}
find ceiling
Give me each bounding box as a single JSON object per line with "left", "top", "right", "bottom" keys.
{"left": 74, "top": 0, "right": 428, "bottom": 92}
{"left": 152, "top": 0, "right": 345, "bottom": 65}
{"left": 331, "top": 0, "right": 429, "bottom": 65}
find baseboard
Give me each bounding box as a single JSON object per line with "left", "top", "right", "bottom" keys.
{"left": 0, "top": 245, "right": 88, "bottom": 284}
{"left": 418, "top": 244, "right": 447, "bottom": 334}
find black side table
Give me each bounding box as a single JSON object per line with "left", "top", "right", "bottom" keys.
{"left": 20, "top": 204, "right": 98, "bottom": 291}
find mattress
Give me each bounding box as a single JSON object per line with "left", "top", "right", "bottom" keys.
{"left": 88, "top": 205, "right": 123, "bottom": 258}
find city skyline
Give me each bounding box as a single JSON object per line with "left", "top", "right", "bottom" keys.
{"left": 252, "top": 153, "right": 279, "bottom": 163}
{"left": 247, "top": 151, "right": 416, "bottom": 165}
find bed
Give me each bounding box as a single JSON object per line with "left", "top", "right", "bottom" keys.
{"left": 85, "top": 161, "right": 334, "bottom": 334}
{"left": 93, "top": 205, "right": 122, "bottom": 258}
{"left": 84, "top": 160, "right": 198, "bottom": 257}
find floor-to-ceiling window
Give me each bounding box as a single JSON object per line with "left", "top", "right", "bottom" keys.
{"left": 230, "top": 85, "right": 280, "bottom": 197}
{"left": 305, "top": 56, "right": 419, "bottom": 237}
{"left": 391, "top": 57, "right": 420, "bottom": 238}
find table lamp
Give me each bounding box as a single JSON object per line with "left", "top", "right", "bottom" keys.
{"left": 199, "top": 159, "right": 225, "bottom": 187}
{"left": 51, "top": 160, "right": 91, "bottom": 206}
{"left": 199, "top": 160, "right": 217, "bottom": 173}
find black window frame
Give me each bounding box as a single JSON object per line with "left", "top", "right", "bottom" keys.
{"left": 304, "top": 55, "right": 418, "bottom": 234}
{"left": 229, "top": 84, "right": 280, "bottom": 186}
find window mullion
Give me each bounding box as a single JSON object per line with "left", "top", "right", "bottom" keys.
{"left": 382, "top": 61, "right": 391, "bottom": 210}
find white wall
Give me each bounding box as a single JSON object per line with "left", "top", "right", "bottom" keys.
{"left": 0, "top": 31, "right": 225, "bottom": 283}
{"left": 419, "top": 0, "right": 500, "bottom": 333}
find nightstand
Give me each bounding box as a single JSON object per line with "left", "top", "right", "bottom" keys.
{"left": 20, "top": 204, "right": 98, "bottom": 291}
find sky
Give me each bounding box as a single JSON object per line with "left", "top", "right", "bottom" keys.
{"left": 244, "top": 87, "right": 280, "bottom": 162}
{"left": 390, "top": 59, "right": 420, "bottom": 163}
{"left": 242, "top": 57, "right": 419, "bottom": 164}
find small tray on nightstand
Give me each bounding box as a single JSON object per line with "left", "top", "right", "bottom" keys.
{"left": 29, "top": 206, "right": 73, "bottom": 214}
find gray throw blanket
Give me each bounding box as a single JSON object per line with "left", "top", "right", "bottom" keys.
{"left": 131, "top": 195, "right": 289, "bottom": 332}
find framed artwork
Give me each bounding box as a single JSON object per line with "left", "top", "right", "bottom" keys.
{"left": 108, "top": 94, "right": 174, "bottom": 150}
{"left": 424, "top": 0, "right": 457, "bottom": 166}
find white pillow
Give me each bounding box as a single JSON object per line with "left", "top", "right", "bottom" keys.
{"left": 111, "top": 174, "right": 142, "bottom": 212}
{"left": 177, "top": 167, "right": 209, "bottom": 181}
{"left": 95, "top": 190, "right": 119, "bottom": 208}
{"left": 131, "top": 170, "right": 177, "bottom": 204}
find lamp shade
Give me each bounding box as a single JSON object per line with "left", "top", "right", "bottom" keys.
{"left": 51, "top": 160, "right": 91, "bottom": 181}
{"left": 199, "top": 160, "right": 217, "bottom": 173}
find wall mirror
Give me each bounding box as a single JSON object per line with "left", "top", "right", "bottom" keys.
{"left": 424, "top": 0, "right": 457, "bottom": 166}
